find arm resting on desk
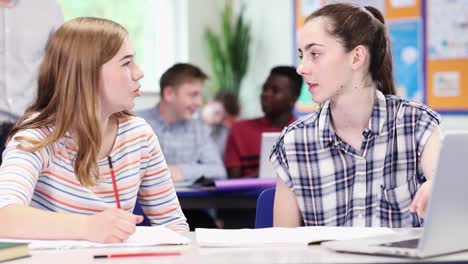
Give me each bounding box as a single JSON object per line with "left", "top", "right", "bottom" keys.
{"left": 0, "top": 204, "right": 142, "bottom": 242}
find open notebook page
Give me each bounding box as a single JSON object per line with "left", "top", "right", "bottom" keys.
{"left": 0, "top": 226, "right": 190, "bottom": 250}
{"left": 196, "top": 227, "right": 395, "bottom": 247}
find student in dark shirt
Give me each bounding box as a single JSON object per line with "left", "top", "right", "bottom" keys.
{"left": 224, "top": 66, "right": 302, "bottom": 178}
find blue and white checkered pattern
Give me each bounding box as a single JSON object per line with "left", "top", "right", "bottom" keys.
{"left": 270, "top": 91, "right": 440, "bottom": 228}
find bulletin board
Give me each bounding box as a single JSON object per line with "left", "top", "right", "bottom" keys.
{"left": 293, "top": 0, "right": 468, "bottom": 115}
{"left": 425, "top": 0, "right": 468, "bottom": 114}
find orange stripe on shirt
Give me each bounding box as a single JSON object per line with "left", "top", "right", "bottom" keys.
{"left": 2, "top": 163, "right": 37, "bottom": 178}
{"left": 93, "top": 181, "right": 140, "bottom": 195}
{"left": 144, "top": 206, "right": 178, "bottom": 217}
{"left": 101, "top": 158, "right": 140, "bottom": 177}
{"left": 0, "top": 179, "right": 34, "bottom": 196}
{"left": 35, "top": 189, "right": 102, "bottom": 212}
{"left": 144, "top": 168, "right": 168, "bottom": 178}
{"left": 112, "top": 134, "right": 146, "bottom": 153}
{"left": 42, "top": 170, "right": 82, "bottom": 187}
{"left": 138, "top": 185, "right": 172, "bottom": 198}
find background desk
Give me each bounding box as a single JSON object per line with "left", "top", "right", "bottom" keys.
{"left": 176, "top": 187, "right": 266, "bottom": 209}
{"left": 14, "top": 232, "right": 468, "bottom": 264}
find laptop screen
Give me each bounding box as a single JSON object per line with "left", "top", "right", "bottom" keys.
{"left": 258, "top": 132, "right": 281, "bottom": 178}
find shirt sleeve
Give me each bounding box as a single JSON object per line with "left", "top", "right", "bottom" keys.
{"left": 137, "top": 129, "right": 189, "bottom": 232}
{"left": 0, "top": 129, "right": 49, "bottom": 208}
{"left": 177, "top": 122, "right": 227, "bottom": 181}
{"left": 415, "top": 107, "right": 441, "bottom": 157}
{"left": 269, "top": 129, "right": 294, "bottom": 190}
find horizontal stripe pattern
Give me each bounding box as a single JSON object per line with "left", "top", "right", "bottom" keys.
{"left": 0, "top": 116, "right": 188, "bottom": 231}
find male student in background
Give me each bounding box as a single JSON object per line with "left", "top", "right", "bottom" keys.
{"left": 138, "top": 63, "right": 226, "bottom": 183}
{"left": 224, "top": 66, "right": 302, "bottom": 178}
{"left": 138, "top": 63, "right": 226, "bottom": 229}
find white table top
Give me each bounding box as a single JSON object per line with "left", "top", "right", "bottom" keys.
{"left": 12, "top": 233, "right": 468, "bottom": 263}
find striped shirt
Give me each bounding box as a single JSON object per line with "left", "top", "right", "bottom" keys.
{"left": 271, "top": 91, "right": 441, "bottom": 228}
{"left": 0, "top": 116, "right": 188, "bottom": 232}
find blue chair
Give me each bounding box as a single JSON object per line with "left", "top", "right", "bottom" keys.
{"left": 255, "top": 188, "right": 276, "bottom": 228}
{"left": 133, "top": 200, "right": 151, "bottom": 226}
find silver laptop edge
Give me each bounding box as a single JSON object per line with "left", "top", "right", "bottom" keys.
{"left": 323, "top": 131, "right": 468, "bottom": 258}
{"left": 259, "top": 132, "right": 281, "bottom": 178}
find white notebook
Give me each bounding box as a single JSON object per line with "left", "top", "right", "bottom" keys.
{"left": 195, "top": 227, "right": 394, "bottom": 247}
{"left": 0, "top": 226, "right": 190, "bottom": 250}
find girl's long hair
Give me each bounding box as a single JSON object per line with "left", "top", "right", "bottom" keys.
{"left": 9, "top": 17, "right": 132, "bottom": 186}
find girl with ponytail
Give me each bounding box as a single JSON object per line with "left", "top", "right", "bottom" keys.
{"left": 271, "top": 3, "right": 442, "bottom": 228}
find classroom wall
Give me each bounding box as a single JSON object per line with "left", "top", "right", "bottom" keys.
{"left": 182, "top": 0, "right": 295, "bottom": 118}
{"left": 134, "top": 0, "right": 468, "bottom": 131}
{"left": 134, "top": 0, "right": 294, "bottom": 117}
{"left": 237, "top": 0, "right": 295, "bottom": 118}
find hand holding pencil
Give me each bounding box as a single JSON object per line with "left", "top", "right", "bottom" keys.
{"left": 83, "top": 208, "right": 144, "bottom": 243}
{"left": 81, "top": 156, "right": 143, "bottom": 243}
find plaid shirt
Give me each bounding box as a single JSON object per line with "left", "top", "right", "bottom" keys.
{"left": 270, "top": 91, "right": 441, "bottom": 228}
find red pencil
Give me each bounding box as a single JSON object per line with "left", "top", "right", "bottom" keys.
{"left": 93, "top": 251, "right": 181, "bottom": 259}
{"left": 107, "top": 156, "right": 121, "bottom": 208}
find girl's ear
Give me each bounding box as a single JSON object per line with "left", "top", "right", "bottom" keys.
{"left": 350, "top": 45, "right": 369, "bottom": 71}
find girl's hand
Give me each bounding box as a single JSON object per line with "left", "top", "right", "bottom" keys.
{"left": 83, "top": 208, "right": 143, "bottom": 243}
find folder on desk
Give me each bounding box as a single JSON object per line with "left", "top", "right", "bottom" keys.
{"left": 0, "top": 226, "right": 190, "bottom": 250}
{"left": 195, "top": 227, "right": 394, "bottom": 247}
{"left": 214, "top": 178, "right": 276, "bottom": 191}
{"left": 190, "top": 177, "right": 276, "bottom": 191}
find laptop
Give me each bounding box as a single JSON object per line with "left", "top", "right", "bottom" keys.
{"left": 258, "top": 132, "right": 281, "bottom": 178}
{"left": 323, "top": 131, "right": 468, "bottom": 258}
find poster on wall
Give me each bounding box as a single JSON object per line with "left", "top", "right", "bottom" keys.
{"left": 390, "top": 0, "right": 416, "bottom": 8}
{"left": 433, "top": 72, "right": 460, "bottom": 97}
{"left": 300, "top": 0, "right": 321, "bottom": 16}
{"left": 389, "top": 19, "right": 424, "bottom": 102}
{"left": 427, "top": 0, "right": 468, "bottom": 60}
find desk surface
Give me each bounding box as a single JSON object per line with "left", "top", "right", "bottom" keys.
{"left": 13, "top": 233, "right": 468, "bottom": 264}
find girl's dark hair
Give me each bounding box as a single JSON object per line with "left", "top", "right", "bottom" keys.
{"left": 306, "top": 3, "right": 396, "bottom": 95}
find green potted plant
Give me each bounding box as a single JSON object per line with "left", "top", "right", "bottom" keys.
{"left": 204, "top": 1, "right": 251, "bottom": 120}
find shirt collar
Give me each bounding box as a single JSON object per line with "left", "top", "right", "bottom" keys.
{"left": 317, "top": 90, "right": 387, "bottom": 148}
{"left": 317, "top": 101, "right": 337, "bottom": 149}
{"left": 153, "top": 104, "right": 189, "bottom": 130}
{"left": 368, "top": 90, "right": 387, "bottom": 136}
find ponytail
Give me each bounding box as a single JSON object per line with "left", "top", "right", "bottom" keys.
{"left": 365, "top": 6, "right": 396, "bottom": 95}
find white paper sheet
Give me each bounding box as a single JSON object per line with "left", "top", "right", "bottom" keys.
{"left": 195, "top": 227, "right": 394, "bottom": 247}
{"left": 0, "top": 226, "right": 190, "bottom": 250}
